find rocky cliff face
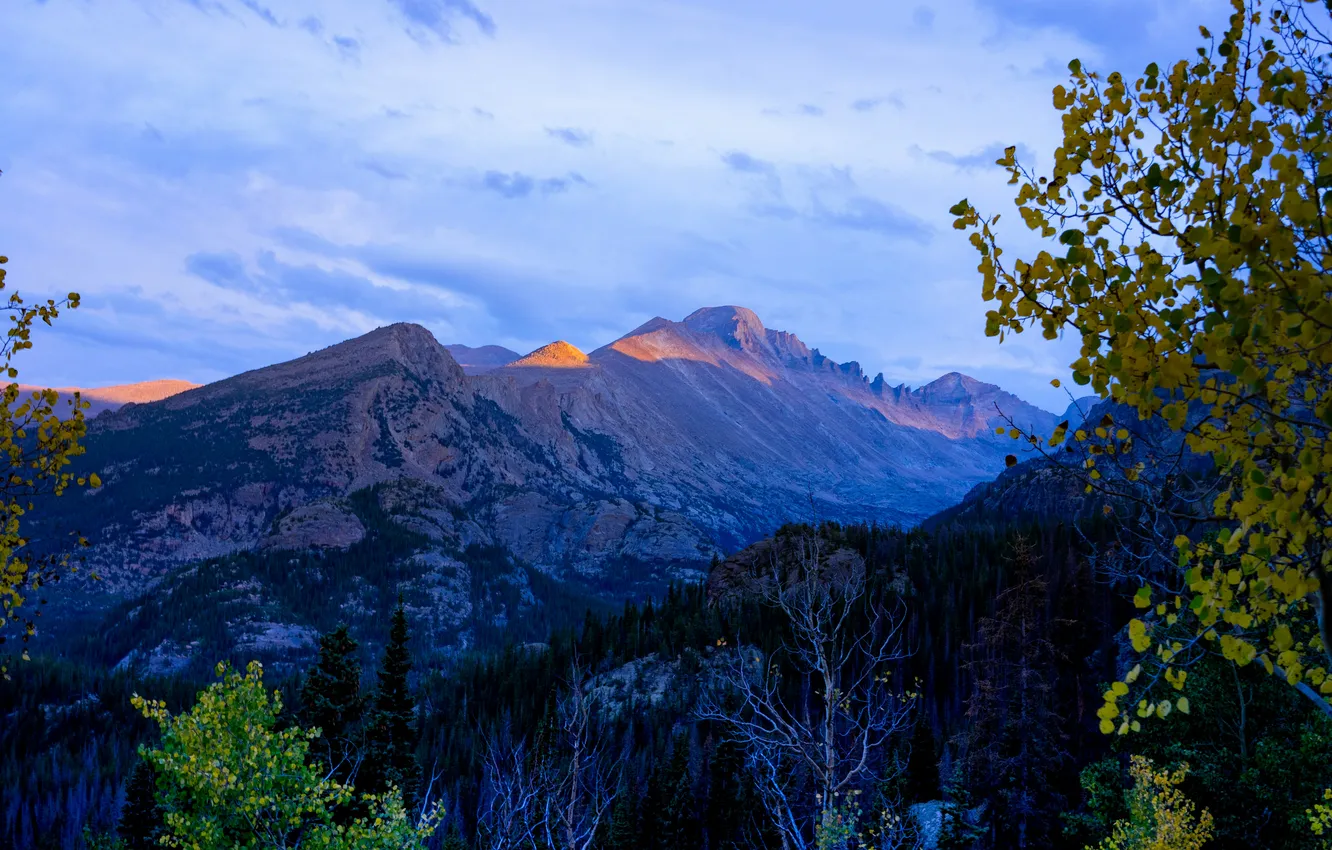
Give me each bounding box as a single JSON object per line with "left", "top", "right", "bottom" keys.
{"left": 40, "top": 307, "right": 1060, "bottom": 647}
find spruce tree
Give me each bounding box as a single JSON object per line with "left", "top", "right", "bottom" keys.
{"left": 653, "top": 735, "right": 700, "bottom": 850}
{"left": 363, "top": 599, "right": 421, "bottom": 812}
{"left": 298, "top": 624, "right": 365, "bottom": 787}
{"left": 604, "top": 783, "right": 640, "bottom": 850}
{"left": 117, "top": 758, "right": 163, "bottom": 850}
{"left": 962, "top": 540, "right": 1069, "bottom": 848}
{"left": 904, "top": 717, "right": 941, "bottom": 803}
{"left": 438, "top": 821, "right": 467, "bottom": 850}
{"left": 704, "top": 736, "right": 746, "bottom": 849}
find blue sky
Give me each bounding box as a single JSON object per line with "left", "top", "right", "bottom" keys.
{"left": 3, "top": 0, "right": 1231, "bottom": 410}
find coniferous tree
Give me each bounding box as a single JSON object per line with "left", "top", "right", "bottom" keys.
{"left": 604, "top": 782, "right": 640, "bottom": 850}
{"left": 363, "top": 600, "right": 421, "bottom": 812}
{"left": 703, "top": 736, "right": 744, "bottom": 850}
{"left": 904, "top": 717, "right": 941, "bottom": 804}
{"left": 116, "top": 759, "right": 163, "bottom": 850}
{"left": 963, "top": 540, "right": 1070, "bottom": 848}
{"left": 299, "top": 624, "right": 365, "bottom": 787}
{"left": 653, "top": 735, "right": 700, "bottom": 850}
{"left": 437, "top": 821, "right": 467, "bottom": 850}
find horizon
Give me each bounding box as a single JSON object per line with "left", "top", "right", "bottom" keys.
{"left": 4, "top": 0, "right": 1231, "bottom": 410}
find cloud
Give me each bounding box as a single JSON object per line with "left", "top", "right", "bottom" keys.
{"left": 333, "top": 35, "right": 360, "bottom": 60}
{"left": 359, "top": 160, "right": 407, "bottom": 180}
{"left": 389, "top": 0, "right": 497, "bottom": 41}
{"left": 545, "top": 126, "right": 593, "bottom": 147}
{"left": 922, "top": 141, "right": 1036, "bottom": 171}
{"left": 797, "top": 104, "right": 824, "bottom": 117}
{"left": 186, "top": 249, "right": 463, "bottom": 323}
{"left": 6, "top": 0, "right": 1138, "bottom": 408}
{"left": 237, "top": 0, "right": 280, "bottom": 26}
{"left": 479, "top": 170, "right": 587, "bottom": 199}
{"left": 809, "top": 196, "right": 933, "bottom": 243}
{"left": 720, "top": 151, "right": 775, "bottom": 175}
{"left": 850, "top": 93, "right": 904, "bottom": 111}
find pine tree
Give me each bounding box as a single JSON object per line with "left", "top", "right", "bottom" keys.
{"left": 963, "top": 539, "right": 1070, "bottom": 848}
{"left": 653, "top": 735, "right": 700, "bottom": 850}
{"left": 604, "top": 783, "right": 640, "bottom": 850}
{"left": 117, "top": 758, "right": 163, "bottom": 850}
{"left": 904, "top": 717, "right": 941, "bottom": 804}
{"left": 704, "top": 736, "right": 746, "bottom": 850}
{"left": 438, "top": 821, "right": 467, "bottom": 850}
{"left": 363, "top": 599, "right": 421, "bottom": 812}
{"left": 299, "top": 624, "right": 365, "bottom": 787}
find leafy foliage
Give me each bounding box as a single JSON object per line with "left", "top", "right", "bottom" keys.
{"left": 950, "top": 0, "right": 1332, "bottom": 725}
{"left": 132, "top": 660, "right": 439, "bottom": 849}
{"left": 1093, "top": 757, "right": 1214, "bottom": 850}
{"left": 0, "top": 252, "right": 96, "bottom": 674}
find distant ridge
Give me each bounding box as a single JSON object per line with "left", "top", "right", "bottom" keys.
{"left": 444, "top": 343, "right": 520, "bottom": 375}
{"left": 15, "top": 378, "right": 200, "bottom": 418}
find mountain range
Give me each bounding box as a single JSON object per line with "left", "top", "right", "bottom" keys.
{"left": 32, "top": 305, "right": 1064, "bottom": 662}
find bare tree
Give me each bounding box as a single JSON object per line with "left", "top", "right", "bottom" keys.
{"left": 477, "top": 664, "right": 618, "bottom": 850}
{"left": 699, "top": 530, "right": 917, "bottom": 850}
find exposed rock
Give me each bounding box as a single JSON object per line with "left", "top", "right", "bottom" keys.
{"left": 260, "top": 500, "right": 366, "bottom": 551}
{"left": 233, "top": 621, "right": 319, "bottom": 653}
{"left": 588, "top": 654, "right": 680, "bottom": 717}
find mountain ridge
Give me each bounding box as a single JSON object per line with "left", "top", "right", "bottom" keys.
{"left": 37, "top": 306, "right": 1063, "bottom": 658}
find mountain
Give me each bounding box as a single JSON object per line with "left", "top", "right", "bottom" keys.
{"left": 36, "top": 306, "right": 1061, "bottom": 660}
{"left": 15, "top": 379, "right": 199, "bottom": 418}
{"left": 443, "top": 344, "right": 520, "bottom": 375}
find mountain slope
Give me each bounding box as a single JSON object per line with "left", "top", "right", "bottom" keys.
{"left": 38, "top": 307, "right": 1061, "bottom": 654}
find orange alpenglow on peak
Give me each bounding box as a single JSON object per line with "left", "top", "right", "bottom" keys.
{"left": 510, "top": 340, "right": 591, "bottom": 368}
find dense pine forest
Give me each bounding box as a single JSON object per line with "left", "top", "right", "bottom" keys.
{"left": 6, "top": 514, "right": 1331, "bottom": 848}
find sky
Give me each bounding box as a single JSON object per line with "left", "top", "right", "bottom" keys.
{"left": 2, "top": 0, "right": 1234, "bottom": 411}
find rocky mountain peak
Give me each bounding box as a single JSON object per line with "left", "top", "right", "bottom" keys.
{"left": 917, "top": 371, "right": 988, "bottom": 401}
{"left": 681, "top": 306, "right": 771, "bottom": 354}
{"left": 510, "top": 340, "right": 591, "bottom": 368}
{"left": 161, "top": 322, "right": 465, "bottom": 409}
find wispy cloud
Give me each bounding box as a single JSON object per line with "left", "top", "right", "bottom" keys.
{"left": 545, "top": 126, "right": 593, "bottom": 147}
{"left": 238, "top": 0, "right": 280, "bottom": 26}
{"left": 7, "top": 0, "right": 1197, "bottom": 407}
{"left": 920, "top": 141, "right": 1036, "bottom": 171}
{"left": 333, "top": 35, "right": 360, "bottom": 61}
{"left": 187, "top": 249, "right": 463, "bottom": 323}
{"left": 850, "top": 93, "right": 904, "bottom": 112}
{"left": 810, "top": 196, "right": 932, "bottom": 243}
{"left": 479, "top": 170, "right": 588, "bottom": 199}
{"left": 359, "top": 159, "right": 407, "bottom": 180}
{"left": 720, "top": 151, "right": 775, "bottom": 175}
{"left": 389, "top": 0, "right": 497, "bottom": 42}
